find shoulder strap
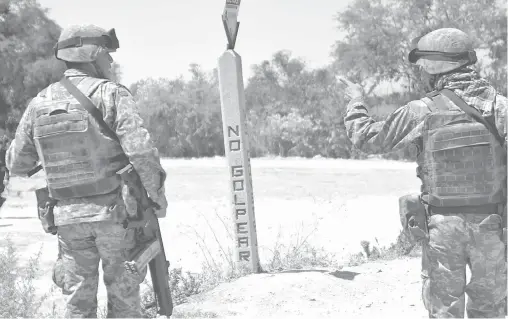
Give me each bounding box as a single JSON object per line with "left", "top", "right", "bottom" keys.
{"left": 77, "top": 77, "right": 109, "bottom": 97}
{"left": 59, "top": 76, "right": 120, "bottom": 143}
{"left": 425, "top": 91, "right": 450, "bottom": 112}
{"left": 439, "top": 88, "right": 504, "bottom": 146}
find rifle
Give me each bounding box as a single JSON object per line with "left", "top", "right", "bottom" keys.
{"left": 116, "top": 163, "right": 173, "bottom": 317}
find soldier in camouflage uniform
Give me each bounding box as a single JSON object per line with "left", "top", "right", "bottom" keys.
{"left": 6, "top": 24, "right": 168, "bottom": 318}
{"left": 341, "top": 28, "right": 507, "bottom": 318}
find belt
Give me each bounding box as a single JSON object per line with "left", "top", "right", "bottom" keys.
{"left": 429, "top": 203, "right": 501, "bottom": 215}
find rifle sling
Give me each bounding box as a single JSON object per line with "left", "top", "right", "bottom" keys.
{"left": 59, "top": 76, "right": 120, "bottom": 143}
{"left": 440, "top": 88, "right": 504, "bottom": 146}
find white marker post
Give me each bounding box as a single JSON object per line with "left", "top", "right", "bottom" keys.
{"left": 218, "top": 0, "right": 261, "bottom": 273}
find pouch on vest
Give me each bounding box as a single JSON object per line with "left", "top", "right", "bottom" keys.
{"left": 419, "top": 91, "right": 506, "bottom": 208}
{"left": 399, "top": 193, "right": 429, "bottom": 242}
{"left": 32, "top": 78, "right": 128, "bottom": 200}
{"left": 35, "top": 186, "right": 57, "bottom": 235}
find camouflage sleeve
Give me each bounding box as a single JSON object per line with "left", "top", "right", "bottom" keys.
{"left": 6, "top": 101, "right": 39, "bottom": 175}
{"left": 109, "top": 84, "right": 168, "bottom": 218}
{"left": 344, "top": 97, "right": 430, "bottom": 154}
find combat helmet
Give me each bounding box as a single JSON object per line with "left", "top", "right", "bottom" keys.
{"left": 54, "top": 24, "right": 119, "bottom": 63}
{"left": 408, "top": 28, "right": 477, "bottom": 75}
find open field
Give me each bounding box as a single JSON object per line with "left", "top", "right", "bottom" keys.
{"left": 0, "top": 157, "right": 426, "bottom": 317}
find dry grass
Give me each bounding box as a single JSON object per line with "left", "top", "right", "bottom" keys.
{"left": 0, "top": 238, "right": 49, "bottom": 318}
{"left": 0, "top": 157, "right": 420, "bottom": 318}
{"left": 346, "top": 231, "right": 422, "bottom": 267}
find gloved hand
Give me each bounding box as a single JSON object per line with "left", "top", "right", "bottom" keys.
{"left": 337, "top": 76, "right": 365, "bottom": 101}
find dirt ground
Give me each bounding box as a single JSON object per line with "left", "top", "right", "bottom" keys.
{"left": 0, "top": 157, "right": 429, "bottom": 318}
{"left": 173, "top": 258, "right": 428, "bottom": 319}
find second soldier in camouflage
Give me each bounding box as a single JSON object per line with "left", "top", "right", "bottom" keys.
{"left": 341, "top": 28, "right": 507, "bottom": 318}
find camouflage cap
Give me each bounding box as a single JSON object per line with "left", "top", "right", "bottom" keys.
{"left": 55, "top": 24, "right": 119, "bottom": 63}
{"left": 410, "top": 28, "right": 476, "bottom": 75}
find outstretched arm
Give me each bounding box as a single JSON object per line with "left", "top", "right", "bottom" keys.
{"left": 340, "top": 77, "right": 430, "bottom": 154}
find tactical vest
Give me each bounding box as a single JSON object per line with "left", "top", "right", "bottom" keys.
{"left": 416, "top": 90, "right": 506, "bottom": 209}
{"left": 32, "top": 77, "right": 129, "bottom": 200}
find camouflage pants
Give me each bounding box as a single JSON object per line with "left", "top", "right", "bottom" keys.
{"left": 56, "top": 220, "right": 147, "bottom": 318}
{"left": 0, "top": 168, "right": 6, "bottom": 208}
{"left": 421, "top": 213, "right": 507, "bottom": 318}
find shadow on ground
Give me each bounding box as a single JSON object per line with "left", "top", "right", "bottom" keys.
{"left": 276, "top": 269, "right": 361, "bottom": 281}
{"left": 329, "top": 270, "right": 360, "bottom": 280}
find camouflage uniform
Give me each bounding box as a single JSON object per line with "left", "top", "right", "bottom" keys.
{"left": 0, "top": 135, "right": 9, "bottom": 207}
{"left": 343, "top": 28, "right": 507, "bottom": 318}
{"left": 6, "top": 25, "right": 168, "bottom": 318}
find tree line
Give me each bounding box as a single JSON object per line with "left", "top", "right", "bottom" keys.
{"left": 1, "top": 0, "right": 506, "bottom": 161}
